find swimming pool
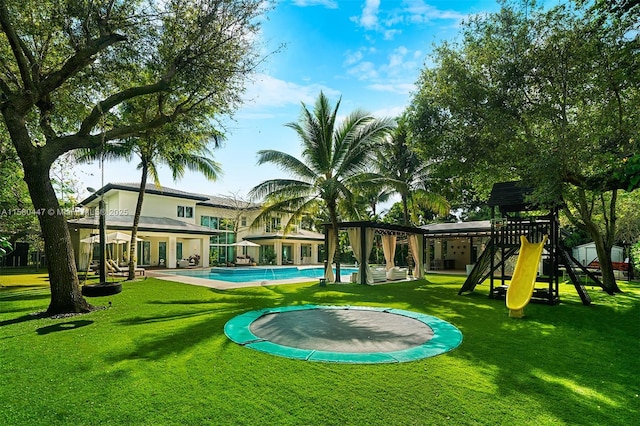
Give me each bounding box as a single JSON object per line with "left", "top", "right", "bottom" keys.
{"left": 165, "top": 266, "right": 358, "bottom": 283}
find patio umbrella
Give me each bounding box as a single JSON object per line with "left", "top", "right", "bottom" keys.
{"left": 231, "top": 240, "right": 260, "bottom": 247}
{"left": 80, "top": 232, "right": 142, "bottom": 244}
{"left": 231, "top": 240, "right": 260, "bottom": 256}
{"left": 105, "top": 232, "right": 142, "bottom": 244}
{"left": 80, "top": 235, "right": 101, "bottom": 244}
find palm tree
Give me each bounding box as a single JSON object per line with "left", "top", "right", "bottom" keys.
{"left": 375, "top": 116, "right": 450, "bottom": 271}
{"left": 249, "top": 92, "right": 394, "bottom": 282}
{"left": 78, "top": 121, "right": 221, "bottom": 280}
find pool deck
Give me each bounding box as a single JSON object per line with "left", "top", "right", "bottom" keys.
{"left": 146, "top": 267, "right": 332, "bottom": 290}
{"left": 145, "top": 266, "right": 465, "bottom": 290}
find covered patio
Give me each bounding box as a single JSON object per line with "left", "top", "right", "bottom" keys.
{"left": 420, "top": 220, "right": 492, "bottom": 274}
{"left": 69, "top": 215, "right": 215, "bottom": 270}
{"left": 322, "top": 221, "right": 427, "bottom": 285}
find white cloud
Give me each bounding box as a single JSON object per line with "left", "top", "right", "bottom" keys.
{"left": 343, "top": 49, "right": 364, "bottom": 66}
{"left": 372, "top": 105, "right": 406, "bottom": 119}
{"left": 354, "top": 0, "right": 381, "bottom": 30}
{"left": 241, "top": 74, "right": 341, "bottom": 112}
{"left": 403, "top": 0, "right": 466, "bottom": 24}
{"left": 352, "top": 0, "right": 467, "bottom": 34}
{"left": 291, "top": 0, "right": 338, "bottom": 9}
{"left": 346, "top": 61, "right": 379, "bottom": 81}
{"left": 383, "top": 29, "right": 401, "bottom": 40}
{"left": 388, "top": 46, "right": 409, "bottom": 69}
{"left": 368, "top": 82, "right": 416, "bottom": 95}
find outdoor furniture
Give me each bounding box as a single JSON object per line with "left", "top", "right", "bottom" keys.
{"left": 235, "top": 255, "right": 252, "bottom": 265}
{"left": 386, "top": 267, "right": 408, "bottom": 281}
{"left": 350, "top": 267, "right": 386, "bottom": 284}
{"left": 370, "top": 267, "right": 387, "bottom": 283}
{"left": 108, "top": 259, "right": 145, "bottom": 276}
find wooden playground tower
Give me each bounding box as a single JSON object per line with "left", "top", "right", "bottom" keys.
{"left": 459, "top": 182, "right": 606, "bottom": 305}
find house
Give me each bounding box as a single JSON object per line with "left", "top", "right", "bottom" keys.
{"left": 572, "top": 242, "right": 624, "bottom": 266}
{"left": 68, "top": 183, "right": 325, "bottom": 270}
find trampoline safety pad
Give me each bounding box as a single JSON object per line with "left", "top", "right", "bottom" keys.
{"left": 224, "top": 305, "right": 463, "bottom": 364}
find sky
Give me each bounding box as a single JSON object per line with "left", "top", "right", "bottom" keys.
{"left": 74, "top": 0, "right": 505, "bottom": 203}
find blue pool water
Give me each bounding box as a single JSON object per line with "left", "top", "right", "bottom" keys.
{"left": 166, "top": 266, "right": 358, "bottom": 283}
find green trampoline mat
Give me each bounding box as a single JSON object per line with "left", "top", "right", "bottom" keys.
{"left": 224, "top": 305, "right": 463, "bottom": 364}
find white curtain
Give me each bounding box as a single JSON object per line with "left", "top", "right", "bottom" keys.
{"left": 408, "top": 234, "right": 424, "bottom": 278}
{"left": 347, "top": 228, "right": 363, "bottom": 283}
{"left": 79, "top": 242, "right": 92, "bottom": 271}
{"left": 381, "top": 234, "right": 397, "bottom": 271}
{"left": 325, "top": 230, "right": 336, "bottom": 282}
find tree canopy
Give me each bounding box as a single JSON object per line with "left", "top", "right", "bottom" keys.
{"left": 407, "top": 0, "right": 639, "bottom": 293}
{"left": 0, "top": 0, "right": 270, "bottom": 313}
{"left": 409, "top": 1, "right": 639, "bottom": 196}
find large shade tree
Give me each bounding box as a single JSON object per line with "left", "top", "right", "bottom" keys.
{"left": 0, "top": 0, "right": 269, "bottom": 313}
{"left": 249, "top": 92, "right": 394, "bottom": 282}
{"left": 407, "top": 0, "right": 639, "bottom": 293}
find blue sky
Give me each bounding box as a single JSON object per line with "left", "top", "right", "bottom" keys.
{"left": 76, "top": 0, "right": 504, "bottom": 202}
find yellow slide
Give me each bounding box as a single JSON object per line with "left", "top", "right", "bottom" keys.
{"left": 506, "top": 235, "right": 548, "bottom": 318}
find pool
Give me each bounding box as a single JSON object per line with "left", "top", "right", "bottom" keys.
{"left": 165, "top": 266, "right": 358, "bottom": 283}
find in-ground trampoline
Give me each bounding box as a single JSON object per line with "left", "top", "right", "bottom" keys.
{"left": 224, "top": 305, "right": 463, "bottom": 363}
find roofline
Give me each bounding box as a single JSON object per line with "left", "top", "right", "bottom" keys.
{"left": 246, "top": 235, "right": 324, "bottom": 242}
{"left": 78, "top": 183, "right": 209, "bottom": 206}
{"left": 324, "top": 221, "right": 426, "bottom": 235}
{"left": 68, "top": 220, "right": 216, "bottom": 236}
{"left": 196, "top": 200, "right": 261, "bottom": 210}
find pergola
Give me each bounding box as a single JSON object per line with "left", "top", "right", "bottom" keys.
{"left": 322, "top": 221, "right": 427, "bottom": 284}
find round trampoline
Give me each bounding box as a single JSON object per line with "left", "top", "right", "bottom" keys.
{"left": 224, "top": 305, "right": 463, "bottom": 363}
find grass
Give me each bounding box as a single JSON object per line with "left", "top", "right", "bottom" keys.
{"left": 1, "top": 273, "right": 639, "bottom": 425}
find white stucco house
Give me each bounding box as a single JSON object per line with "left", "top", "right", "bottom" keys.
{"left": 68, "top": 183, "right": 325, "bottom": 270}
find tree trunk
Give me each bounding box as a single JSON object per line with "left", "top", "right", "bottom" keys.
{"left": 128, "top": 164, "right": 148, "bottom": 280}
{"left": 403, "top": 195, "right": 414, "bottom": 274}
{"left": 23, "top": 162, "right": 93, "bottom": 314}
{"left": 589, "top": 228, "right": 621, "bottom": 294}
{"left": 328, "top": 202, "right": 341, "bottom": 282}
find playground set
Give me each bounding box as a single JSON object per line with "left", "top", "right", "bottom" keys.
{"left": 458, "top": 182, "right": 612, "bottom": 315}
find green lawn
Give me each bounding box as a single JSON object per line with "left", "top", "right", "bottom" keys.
{"left": 1, "top": 274, "right": 638, "bottom": 425}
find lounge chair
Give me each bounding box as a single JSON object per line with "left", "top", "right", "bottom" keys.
{"left": 351, "top": 266, "right": 387, "bottom": 284}
{"left": 370, "top": 267, "right": 387, "bottom": 283}
{"left": 108, "top": 259, "right": 145, "bottom": 276}
{"left": 386, "top": 267, "right": 408, "bottom": 281}
{"left": 235, "top": 255, "right": 252, "bottom": 266}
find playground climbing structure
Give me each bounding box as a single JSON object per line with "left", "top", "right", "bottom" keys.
{"left": 458, "top": 182, "right": 604, "bottom": 306}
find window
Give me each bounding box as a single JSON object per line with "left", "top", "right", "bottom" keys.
{"left": 265, "top": 216, "right": 281, "bottom": 233}
{"left": 177, "top": 206, "right": 193, "bottom": 218}
{"left": 241, "top": 216, "right": 247, "bottom": 227}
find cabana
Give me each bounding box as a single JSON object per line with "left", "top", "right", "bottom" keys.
{"left": 322, "top": 221, "right": 427, "bottom": 285}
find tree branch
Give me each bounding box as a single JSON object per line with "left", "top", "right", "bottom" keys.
{"left": 0, "top": 0, "right": 34, "bottom": 92}
{"left": 78, "top": 78, "right": 173, "bottom": 135}
{"left": 52, "top": 112, "right": 175, "bottom": 160}
{"left": 39, "top": 33, "right": 127, "bottom": 96}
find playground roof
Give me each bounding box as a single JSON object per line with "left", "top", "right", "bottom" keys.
{"left": 487, "top": 181, "right": 535, "bottom": 212}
